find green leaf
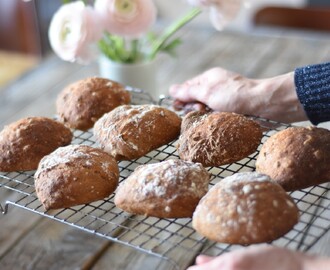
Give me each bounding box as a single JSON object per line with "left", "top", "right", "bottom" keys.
{"left": 161, "top": 38, "right": 182, "bottom": 51}
{"left": 159, "top": 38, "right": 182, "bottom": 57}
{"left": 149, "top": 7, "right": 201, "bottom": 60}
{"left": 98, "top": 33, "right": 143, "bottom": 64}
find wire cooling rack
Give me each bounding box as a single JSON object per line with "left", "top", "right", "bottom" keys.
{"left": 1, "top": 88, "right": 329, "bottom": 270}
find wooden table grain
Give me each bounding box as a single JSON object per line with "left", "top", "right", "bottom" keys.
{"left": 0, "top": 28, "right": 329, "bottom": 270}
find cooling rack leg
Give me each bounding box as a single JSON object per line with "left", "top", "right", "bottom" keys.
{"left": 0, "top": 202, "right": 9, "bottom": 214}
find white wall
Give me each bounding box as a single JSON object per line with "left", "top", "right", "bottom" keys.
{"left": 154, "top": 0, "right": 307, "bottom": 31}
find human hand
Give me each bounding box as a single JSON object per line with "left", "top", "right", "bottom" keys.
{"left": 169, "top": 67, "right": 307, "bottom": 123}
{"left": 170, "top": 67, "right": 256, "bottom": 114}
{"left": 186, "top": 245, "right": 308, "bottom": 270}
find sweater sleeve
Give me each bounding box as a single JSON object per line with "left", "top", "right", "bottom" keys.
{"left": 294, "top": 62, "right": 330, "bottom": 125}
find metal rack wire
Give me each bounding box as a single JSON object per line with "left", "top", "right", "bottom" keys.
{"left": 1, "top": 89, "right": 329, "bottom": 270}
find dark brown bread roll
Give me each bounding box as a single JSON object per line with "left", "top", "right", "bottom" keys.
{"left": 256, "top": 126, "right": 330, "bottom": 191}
{"left": 93, "top": 104, "right": 182, "bottom": 160}
{"left": 35, "top": 144, "right": 119, "bottom": 210}
{"left": 114, "top": 159, "right": 210, "bottom": 218}
{"left": 56, "top": 77, "right": 131, "bottom": 130}
{"left": 177, "top": 111, "right": 262, "bottom": 167}
{"left": 192, "top": 172, "right": 299, "bottom": 244}
{"left": 0, "top": 117, "right": 72, "bottom": 172}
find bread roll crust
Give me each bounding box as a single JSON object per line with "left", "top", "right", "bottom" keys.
{"left": 192, "top": 172, "right": 299, "bottom": 244}
{"left": 178, "top": 111, "right": 262, "bottom": 167}
{"left": 114, "top": 159, "right": 210, "bottom": 218}
{"left": 35, "top": 144, "right": 119, "bottom": 210}
{"left": 0, "top": 117, "right": 72, "bottom": 172}
{"left": 93, "top": 105, "right": 182, "bottom": 160}
{"left": 256, "top": 126, "right": 330, "bottom": 191}
{"left": 56, "top": 77, "right": 131, "bottom": 130}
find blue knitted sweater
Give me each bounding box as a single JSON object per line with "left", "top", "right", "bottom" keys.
{"left": 295, "top": 62, "right": 330, "bottom": 124}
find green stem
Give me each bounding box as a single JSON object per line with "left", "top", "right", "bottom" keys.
{"left": 62, "top": 0, "right": 87, "bottom": 4}
{"left": 149, "top": 7, "right": 202, "bottom": 60}
{"left": 130, "top": 39, "right": 139, "bottom": 62}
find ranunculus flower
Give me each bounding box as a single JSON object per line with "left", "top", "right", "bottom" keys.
{"left": 187, "top": 0, "right": 242, "bottom": 30}
{"left": 48, "top": 1, "right": 102, "bottom": 64}
{"left": 186, "top": 0, "right": 217, "bottom": 7}
{"left": 94, "top": 0, "right": 157, "bottom": 38}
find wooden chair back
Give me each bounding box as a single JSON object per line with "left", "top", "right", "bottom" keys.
{"left": 253, "top": 6, "right": 330, "bottom": 32}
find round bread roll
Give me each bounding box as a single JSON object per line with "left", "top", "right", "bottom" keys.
{"left": 192, "top": 172, "right": 299, "bottom": 244}
{"left": 177, "top": 111, "right": 262, "bottom": 167}
{"left": 0, "top": 117, "right": 72, "bottom": 172}
{"left": 256, "top": 126, "right": 330, "bottom": 191}
{"left": 35, "top": 144, "right": 119, "bottom": 210}
{"left": 56, "top": 77, "right": 131, "bottom": 130}
{"left": 114, "top": 159, "right": 210, "bottom": 218}
{"left": 93, "top": 104, "right": 182, "bottom": 160}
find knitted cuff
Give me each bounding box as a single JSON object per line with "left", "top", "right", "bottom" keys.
{"left": 294, "top": 62, "right": 330, "bottom": 125}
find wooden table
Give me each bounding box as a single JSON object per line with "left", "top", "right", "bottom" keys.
{"left": 0, "top": 28, "right": 329, "bottom": 270}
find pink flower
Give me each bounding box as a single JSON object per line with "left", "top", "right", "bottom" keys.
{"left": 94, "top": 0, "right": 157, "bottom": 38}
{"left": 187, "top": 0, "right": 242, "bottom": 30}
{"left": 186, "top": 0, "right": 217, "bottom": 7}
{"left": 48, "top": 1, "right": 102, "bottom": 64}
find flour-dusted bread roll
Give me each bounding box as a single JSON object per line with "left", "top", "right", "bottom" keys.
{"left": 0, "top": 117, "right": 72, "bottom": 172}
{"left": 256, "top": 126, "right": 330, "bottom": 191}
{"left": 114, "top": 159, "right": 210, "bottom": 218}
{"left": 192, "top": 172, "right": 299, "bottom": 244}
{"left": 35, "top": 144, "right": 119, "bottom": 210}
{"left": 93, "top": 105, "right": 182, "bottom": 160}
{"left": 178, "top": 111, "right": 262, "bottom": 167}
{"left": 56, "top": 77, "right": 131, "bottom": 130}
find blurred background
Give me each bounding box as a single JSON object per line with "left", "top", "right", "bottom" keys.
{"left": 0, "top": 0, "right": 329, "bottom": 89}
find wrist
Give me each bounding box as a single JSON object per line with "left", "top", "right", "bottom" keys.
{"left": 251, "top": 72, "right": 308, "bottom": 123}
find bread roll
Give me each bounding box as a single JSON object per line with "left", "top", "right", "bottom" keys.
{"left": 114, "top": 159, "right": 210, "bottom": 218}
{"left": 35, "top": 144, "right": 119, "bottom": 210}
{"left": 56, "top": 77, "right": 131, "bottom": 130}
{"left": 256, "top": 126, "right": 330, "bottom": 191}
{"left": 177, "top": 111, "right": 262, "bottom": 167}
{"left": 93, "top": 105, "right": 182, "bottom": 160}
{"left": 192, "top": 172, "right": 299, "bottom": 244}
{"left": 0, "top": 117, "right": 72, "bottom": 172}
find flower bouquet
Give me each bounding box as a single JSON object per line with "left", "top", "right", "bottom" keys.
{"left": 49, "top": 0, "right": 243, "bottom": 64}
{"left": 48, "top": 0, "right": 243, "bottom": 95}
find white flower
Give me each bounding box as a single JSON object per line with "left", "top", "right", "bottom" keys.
{"left": 48, "top": 1, "right": 102, "bottom": 64}
{"left": 187, "top": 0, "right": 242, "bottom": 30}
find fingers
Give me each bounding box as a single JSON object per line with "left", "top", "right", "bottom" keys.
{"left": 195, "top": 255, "right": 215, "bottom": 265}
{"left": 169, "top": 67, "right": 229, "bottom": 105}
{"left": 169, "top": 80, "right": 210, "bottom": 105}
{"left": 169, "top": 84, "right": 191, "bottom": 102}
{"left": 169, "top": 68, "right": 216, "bottom": 103}
{"left": 185, "top": 255, "right": 216, "bottom": 270}
{"left": 186, "top": 254, "right": 227, "bottom": 270}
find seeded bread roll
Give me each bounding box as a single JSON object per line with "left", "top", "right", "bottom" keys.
{"left": 56, "top": 77, "right": 131, "bottom": 130}
{"left": 93, "top": 105, "right": 182, "bottom": 160}
{"left": 256, "top": 126, "right": 330, "bottom": 191}
{"left": 192, "top": 172, "right": 299, "bottom": 244}
{"left": 0, "top": 117, "right": 72, "bottom": 172}
{"left": 35, "top": 144, "right": 119, "bottom": 210}
{"left": 114, "top": 159, "right": 210, "bottom": 218}
{"left": 177, "top": 111, "right": 262, "bottom": 167}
